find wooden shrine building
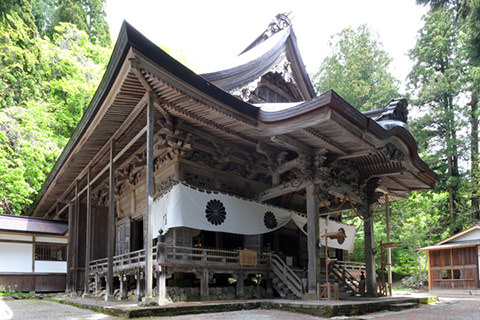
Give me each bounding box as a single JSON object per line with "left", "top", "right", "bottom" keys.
{"left": 420, "top": 225, "right": 480, "bottom": 290}
{"left": 28, "top": 14, "right": 437, "bottom": 301}
{"left": 0, "top": 214, "right": 68, "bottom": 292}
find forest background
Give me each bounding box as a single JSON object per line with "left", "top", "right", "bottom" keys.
{"left": 1, "top": 0, "right": 478, "bottom": 286}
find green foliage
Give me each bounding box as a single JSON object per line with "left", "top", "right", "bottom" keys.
{"left": 401, "top": 272, "right": 428, "bottom": 289}
{"left": 40, "top": 23, "right": 110, "bottom": 139}
{"left": 0, "top": 11, "right": 43, "bottom": 110}
{"left": 53, "top": 0, "right": 111, "bottom": 46}
{"left": 0, "top": 1, "right": 110, "bottom": 215}
{"left": 312, "top": 25, "right": 400, "bottom": 111}
{"left": 349, "top": 190, "right": 451, "bottom": 276}
{"left": 408, "top": 4, "right": 469, "bottom": 227}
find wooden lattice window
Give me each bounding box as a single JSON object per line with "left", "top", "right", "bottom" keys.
{"left": 35, "top": 244, "right": 67, "bottom": 261}
{"left": 239, "top": 249, "right": 257, "bottom": 266}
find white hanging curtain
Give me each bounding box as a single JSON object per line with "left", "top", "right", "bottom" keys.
{"left": 152, "top": 183, "right": 356, "bottom": 252}
{"left": 152, "top": 184, "right": 293, "bottom": 236}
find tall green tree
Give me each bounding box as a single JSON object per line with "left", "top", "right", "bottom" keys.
{"left": 0, "top": 2, "right": 110, "bottom": 215}
{"left": 417, "top": 0, "right": 480, "bottom": 222}
{"left": 312, "top": 25, "right": 400, "bottom": 112}
{"left": 53, "top": 0, "right": 111, "bottom": 46}
{"left": 408, "top": 6, "right": 466, "bottom": 228}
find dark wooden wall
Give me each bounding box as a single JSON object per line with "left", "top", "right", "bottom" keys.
{"left": 0, "top": 273, "right": 66, "bottom": 292}
{"left": 67, "top": 204, "right": 108, "bottom": 292}
{"left": 429, "top": 246, "right": 479, "bottom": 289}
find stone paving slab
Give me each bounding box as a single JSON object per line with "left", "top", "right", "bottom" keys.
{"left": 50, "top": 294, "right": 434, "bottom": 318}
{"left": 357, "top": 295, "right": 480, "bottom": 320}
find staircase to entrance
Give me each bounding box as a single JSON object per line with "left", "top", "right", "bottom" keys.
{"left": 329, "top": 260, "right": 365, "bottom": 296}
{"left": 270, "top": 253, "right": 304, "bottom": 298}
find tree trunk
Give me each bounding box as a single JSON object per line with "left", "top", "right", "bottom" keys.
{"left": 446, "top": 95, "right": 458, "bottom": 223}
{"left": 471, "top": 93, "right": 479, "bottom": 222}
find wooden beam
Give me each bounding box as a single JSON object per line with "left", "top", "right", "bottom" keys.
{"left": 303, "top": 128, "right": 349, "bottom": 155}
{"left": 40, "top": 49, "right": 138, "bottom": 217}
{"left": 130, "top": 62, "right": 172, "bottom": 125}
{"left": 51, "top": 92, "right": 149, "bottom": 214}
{"left": 258, "top": 180, "right": 309, "bottom": 202}
{"left": 55, "top": 125, "right": 147, "bottom": 216}
{"left": 270, "top": 135, "right": 311, "bottom": 155}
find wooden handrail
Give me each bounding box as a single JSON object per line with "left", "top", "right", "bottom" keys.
{"left": 88, "top": 244, "right": 270, "bottom": 276}
{"left": 270, "top": 253, "right": 303, "bottom": 298}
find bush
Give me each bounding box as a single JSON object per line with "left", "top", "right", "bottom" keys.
{"left": 401, "top": 273, "right": 428, "bottom": 289}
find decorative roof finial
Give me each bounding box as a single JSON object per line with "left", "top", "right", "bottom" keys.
{"left": 239, "top": 12, "right": 293, "bottom": 55}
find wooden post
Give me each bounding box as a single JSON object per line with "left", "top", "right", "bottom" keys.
{"left": 361, "top": 179, "right": 377, "bottom": 296}
{"left": 144, "top": 94, "right": 155, "bottom": 300}
{"left": 66, "top": 203, "right": 73, "bottom": 292}
{"left": 106, "top": 141, "right": 115, "bottom": 300}
{"left": 427, "top": 251, "right": 432, "bottom": 291}
{"left": 325, "top": 228, "right": 330, "bottom": 299}
{"left": 385, "top": 194, "right": 392, "bottom": 296}
{"left": 363, "top": 208, "right": 376, "bottom": 296}
{"left": 236, "top": 272, "right": 244, "bottom": 297}
{"left": 157, "top": 242, "right": 167, "bottom": 304}
{"left": 306, "top": 183, "right": 320, "bottom": 296}
{"left": 200, "top": 270, "right": 209, "bottom": 299}
{"left": 119, "top": 274, "right": 127, "bottom": 300}
{"left": 94, "top": 273, "right": 100, "bottom": 294}
{"left": 136, "top": 271, "right": 144, "bottom": 301}
{"left": 74, "top": 180, "right": 80, "bottom": 293}
{"left": 83, "top": 168, "right": 92, "bottom": 296}
{"left": 450, "top": 248, "right": 454, "bottom": 289}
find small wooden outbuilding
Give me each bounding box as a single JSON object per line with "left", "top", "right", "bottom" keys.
{"left": 0, "top": 214, "right": 68, "bottom": 292}
{"left": 420, "top": 225, "right": 480, "bottom": 290}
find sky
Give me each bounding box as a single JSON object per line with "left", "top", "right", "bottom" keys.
{"left": 105, "top": 0, "right": 428, "bottom": 91}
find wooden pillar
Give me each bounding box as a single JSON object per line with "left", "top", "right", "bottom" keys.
{"left": 385, "top": 194, "right": 392, "bottom": 296}
{"left": 144, "top": 96, "right": 154, "bottom": 300}
{"left": 94, "top": 273, "right": 100, "bottom": 294}
{"left": 157, "top": 242, "right": 167, "bottom": 304}
{"left": 235, "top": 272, "right": 244, "bottom": 297}
{"left": 361, "top": 204, "right": 376, "bottom": 296}
{"left": 306, "top": 183, "right": 320, "bottom": 296}
{"left": 106, "top": 141, "right": 115, "bottom": 300}
{"left": 66, "top": 203, "right": 74, "bottom": 292}
{"left": 200, "top": 270, "right": 209, "bottom": 299}
{"left": 83, "top": 168, "right": 92, "bottom": 296}
{"left": 74, "top": 180, "right": 80, "bottom": 293}
{"left": 120, "top": 274, "right": 128, "bottom": 300}
{"left": 427, "top": 251, "right": 432, "bottom": 291}
{"left": 136, "top": 271, "right": 144, "bottom": 301}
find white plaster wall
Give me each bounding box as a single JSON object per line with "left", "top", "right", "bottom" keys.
{"left": 35, "top": 236, "right": 67, "bottom": 244}
{"left": 0, "top": 243, "right": 32, "bottom": 273}
{"left": 34, "top": 261, "right": 67, "bottom": 273}
{"left": 0, "top": 234, "right": 32, "bottom": 242}
{"left": 478, "top": 246, "right": 480, "bottom": 280}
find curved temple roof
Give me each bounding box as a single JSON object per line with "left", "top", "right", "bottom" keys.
{"left": 28, "top": 19, "right": 438, "bottom": 218}
{"left": 201, "top": 13, "right": 316, "bottom": 102}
